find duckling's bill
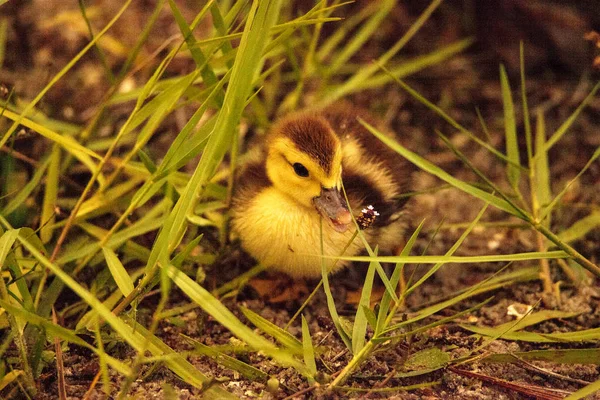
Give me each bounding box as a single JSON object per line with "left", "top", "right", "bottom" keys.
{"left": 313, "top": 186, "right": 352, "bottom": 232}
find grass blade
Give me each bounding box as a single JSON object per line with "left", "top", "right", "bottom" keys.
{"left": 320, "top": 219, "right": 351, "bottom": 349}
{"left": 40, "top": 145, "right": 60, "bottom": 243}
{"left": 240, "top": 306, "right": 303, "bottom": 354}
{"left": 534, "top": 111, "right": 551, "bottom": 224}
{"left": 301, "top": 315, "right": 317, "bottom": 380}
{"left": 184, "top": 335, "right": 268, "bottom": 381}
{"left": 375, "top": 221, "right": 424, "bottom": 336}
{"left": 164, "top": 264, "right": 306, "bottom": 372}
{"left": 0, "top": 0, "right": 134, "bottom": 148}
{"left": 542, "top": 81, "right": 600, "bottom": 154}
{"left": 564, "top": 379, "right": 600, "bottom": 400}
{"left": 499, "top": 65, "right": 521, "bottom": 191}
{"left": 146, "top": 0, "right": 283, "bottom": 272}
{"left": 0, "top": 299, "right": 131, "bottom": 375}
{"left": 102, "top": 247, "right": 134, "bottom": 297}
{"left": 352, "top": 247, "right": 378, "bottom": 354}
{"left": 318, "top": 0, "right": 443, "bottom": 106}
{"left": 557, "top": 212, "right": 600, "bottom": 244}
{"left": 359, "top": 118, "right": 517, "bottom": 215}
{"left": 323, "top": 250, "right": 567, "bottom": 264}
{"left": 484, "top": 348, "right": 600, "bottom": 365}
{"left": 2, "top": 155, "right": 50, "bottom": 216}
{"left": 326, "top": 0, "right": 395, "bottom": 75}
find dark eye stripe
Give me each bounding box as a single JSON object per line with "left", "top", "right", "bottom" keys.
{"left": 293, "top": 162, "right": 309, "bottom": 177}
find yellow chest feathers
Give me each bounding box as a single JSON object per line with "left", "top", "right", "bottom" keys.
{"left": 232, "top": 187, "right": 362, "bottom": 278}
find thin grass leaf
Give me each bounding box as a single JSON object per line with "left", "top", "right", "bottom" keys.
{"left": 301, "top": 315, "right": 317, "bottom": 380}
{"left": 0, "top": 229, "right": 32, "bottom": 346}
{"left": 0, "top": 109, "right": 103, "bottom": 182}
{"left": 210, "top": 2, "right": 235, "bottom": 67}
{"left": 352, "top": 247, "right": 378, "bottom": 354}
{"left": 171, "top": 234, "right": 203, "bottom": 269}
{"left": 557, "top": 212, "right": 600, "bottom": 244}
{"left": 385, "top": 267, "right": 540, "bottom": 333}
{"left": 0, "top": 299, "right": 131, "bottom": 375}
{"left": 316, "top": 1, "right": 374, "bottom": 62}
{"left": 76, "top": 175, "right": 144, "bottom": 218}
{"left": 102, "top": 248, "right": 134, "bottom": 297}
{"left": 564, "top": 379, "right": 600, "bottom": 400}
{"left": 520, "top": 43, "right": 533, "bottom": 161}
{"left": 464, "top": 324, "right": 600, "bottom": 343}
{"left": 499, "top": 65, "right": 521, "bottom": 191}
{"left": 78, "top": 0, "right": 114, "bottom": 83}
{"left": 488, "top": 310, "right": 580, "bottom": 333}
{"left": 40, "top": 145, "right": 60, "bottom": 244}
{"left": 156, "top": 82, "right": 224, "bottom": 177}
{"left": 183, "top": 334, "right": 268, "bottom": 381}
{"left": 362, "top": 306, "right": 377, "bottom": 330}
{"left": 540, "top": 146, "right": 600, "bottom": 222}
{"left": 76, "top": 268, "right": 144, "bottom": 331}
{"left": 239, "top": 306, "right": 303, "bottom": 354}
{"left": 379, "top": 64, "right": 524, "bottom": 171}
{"left": 2, "top": 156, "right": 50, "bottom": 216}
{"left": 164, "top": 263, "right": 307, "bottom": 372}
{"left": 0, "top": 17, "right": 7, "bottom": 68}
{"left": 146, "top": 0, "right": 282, "bottom": 272}
{"left": 359, "top": 119, "right": 516, "bottom": 215}
{"left": 483, "top": 348, "right": 600, "bottom": 365}
{"left": 13, "top": 231, "right": 149, "bottom": 348}
{"left": 59, "top": 202, "right": 168, "bottom": 264}
{"left": 0, "top": 0, "right": 133, "bottom": 148}
{"left": 351, "top": 227, "right": 399, "bottom": 303}
{"left": 168, "top": 0, "right": 223, "bottom": 105}
{"left": 406, "top": 202, "right": 489, "bottom": 298}
{"left": 387, "top": 298, "right": 494, "bottom": 341}
{"left": 320, "top": 219, "right": 352, "bottom": 350}
{"left": 323, "top": 250, "right": 567, "bottom": 264}
{"left": 137, "top": 149, "right": 156, "bottom": 174}
{"left": 318, "top": 0, "right": 443, "bottom": 106}
{"left": 0, "top": 370, "right": 23, "bottom": 392}
{"left": 0, "top": 229, "right": 27, "bottom": 268}
{"left": 123, "top": 318, "right": 229, "bottom": 395}
{"left": 92, "top": 313, "right": 111, "bottom": 397}
{"left": 542, "top": 81, "right": 600, "bottom": 155}
{"left": 375, "top": 221, "right": 424, "bottom": 336}
{"left": 125, "top": 72, "right": 200, "bottom": 146}
{"left": 534, "top": 111, "right": 551, "bottom": 225}
{"left": 356, "top": 39, "right": 474, "bottom": 92}
{"left": 326, "top": 0, "right": 394, "bottom": 75}
{"left": 103, "top": 72, "right": 203, "bottom": 191}
{"left": 6, "top": 225, "right": 179, "bottom": 383}
{"left": 475, "top": 107, "right": 493, "bottom": 142}
{"left": 5, "top": 253, "right": 34, "bottom": 311}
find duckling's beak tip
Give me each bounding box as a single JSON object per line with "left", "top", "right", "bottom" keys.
{"left": 332, "top": 209, "right": 352, "bottom": 232}
{"left": 313, "top": 187, "right": 352, "bottom": 233}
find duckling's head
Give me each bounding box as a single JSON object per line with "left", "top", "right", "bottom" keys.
{"left": 265, "top": 113, "right": 352, "bottom": 232}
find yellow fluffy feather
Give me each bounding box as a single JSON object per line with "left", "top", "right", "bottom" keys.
{"left": 232, "top": 104, "right": 411, "bottom": 278}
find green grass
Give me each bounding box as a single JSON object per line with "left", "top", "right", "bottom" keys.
{"left": 0, "top": 0, "right": 599, "bottom": 398}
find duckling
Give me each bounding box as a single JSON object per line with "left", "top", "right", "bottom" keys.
{"left": 231, "top": 104, "right": 411, "bottom": 278}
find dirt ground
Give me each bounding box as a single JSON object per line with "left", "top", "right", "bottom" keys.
{"left": 2, "top": 1, "right": 600, "bottom": 399}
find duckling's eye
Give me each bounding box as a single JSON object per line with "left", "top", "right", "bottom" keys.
{"left": 293, "top": 162, "right": 309, "bottom": 177}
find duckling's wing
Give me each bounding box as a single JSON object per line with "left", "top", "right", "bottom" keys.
{"left": 232, "top": 161, "right": 271, "bottom": 210}
{"left": 321, "top": 104, "right": 413, "bottom": 227}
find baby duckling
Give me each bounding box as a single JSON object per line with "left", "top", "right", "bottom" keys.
{"left": 232, "top": 104, "right": 411, "bottom": 278}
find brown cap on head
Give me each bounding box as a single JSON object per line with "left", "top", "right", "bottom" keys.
{"left": 273, "top": 114, "right": 339, "bottom": 175}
